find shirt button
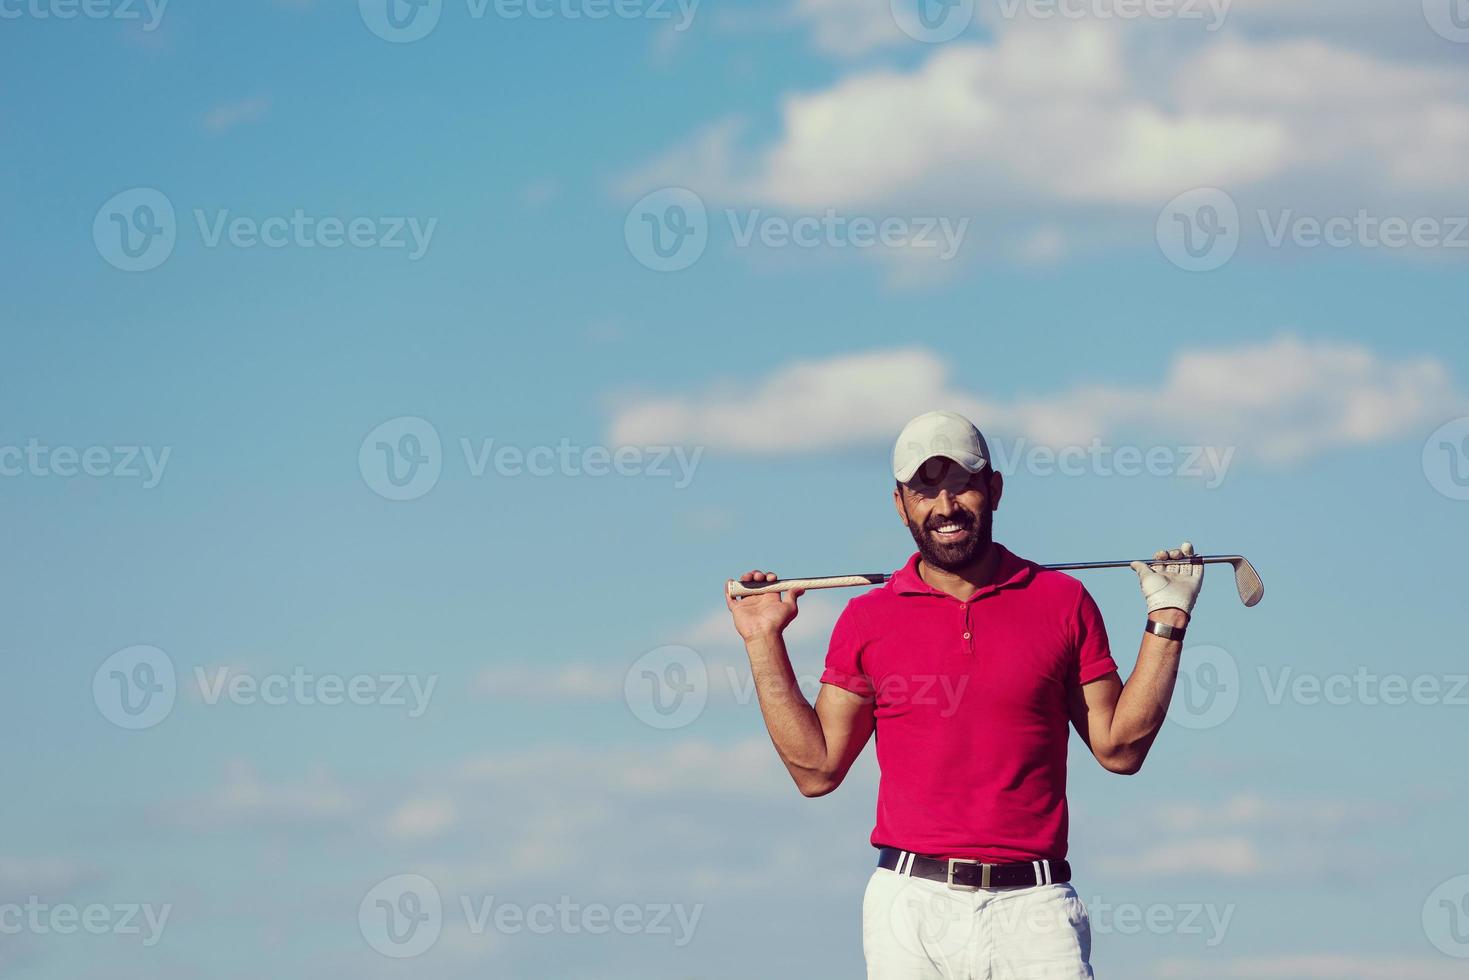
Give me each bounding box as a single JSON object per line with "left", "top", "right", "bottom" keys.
{"left": 963, "top": 632, "right": 971, "bottom": 640}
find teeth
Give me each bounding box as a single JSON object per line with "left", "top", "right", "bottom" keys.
{"left": 937, "top": 524, "right": 963, "bottom": 533}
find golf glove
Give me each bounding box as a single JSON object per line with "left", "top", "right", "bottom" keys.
{"left": 1130, "top": 541, "right": 1204, "bottom": 614}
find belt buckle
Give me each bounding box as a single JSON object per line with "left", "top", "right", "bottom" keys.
{"left": 946, "top": 858, "right": 989, "bottom": 890}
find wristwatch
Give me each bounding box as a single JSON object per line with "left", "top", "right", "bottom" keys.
{"left": 1144, "top": 618, "right": 1187, "bottom": 641}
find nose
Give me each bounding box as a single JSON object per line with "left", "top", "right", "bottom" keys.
{"left": 930, "top": 489, "right": 957, "bottom": 515}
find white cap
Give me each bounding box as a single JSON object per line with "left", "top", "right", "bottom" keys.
{"left": 892, "top": 411, "right": 991, "bottom": 482}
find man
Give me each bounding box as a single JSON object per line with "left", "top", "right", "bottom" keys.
{"left": 725, "top": 410, "right": 1204, "bottom": 979}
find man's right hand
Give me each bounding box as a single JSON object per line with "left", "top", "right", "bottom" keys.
{"left": 725, "top": 570, "right": 803, "bottom": 642}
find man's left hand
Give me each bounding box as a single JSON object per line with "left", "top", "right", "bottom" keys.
{"left": 1130, "top": 540, "right": 1203, "bottom": 617}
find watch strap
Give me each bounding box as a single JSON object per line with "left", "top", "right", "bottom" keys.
{"left": 1144, "top": 618, "right": 1186, "bottom": 641}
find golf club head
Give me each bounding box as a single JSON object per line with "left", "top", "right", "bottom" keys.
{"left": 1226, "top": 556, "right": 1265, "bottom": 607}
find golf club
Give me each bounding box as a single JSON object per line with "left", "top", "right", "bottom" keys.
{"left": 727, "top": 555, "right": 1264, "bottom": 607}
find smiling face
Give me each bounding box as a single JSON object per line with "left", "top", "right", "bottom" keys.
{"left": 894, "top": 457, "right": 1003, "bottom": 572}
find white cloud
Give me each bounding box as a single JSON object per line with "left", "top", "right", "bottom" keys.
{"left": 621, "top": 20, "right": 1469, "bottom": 264}
{"left": 608, "top": 336, "right": 1467, "bottom": 465}
{"left": 1152, "top": 955, "right": 1469, "bottom": 979}
{"left": 383, "top": 796, "right": 459, "bottom": 841}
{"left": 203, "top": 96, "right": 270, "bottom": 134}
{"left": 473, "top": 662, "right": 624, "bottom": 701}
{"left": 1152, "top": 793, "right": 1398, "bottom": 834}
{"left": 788, "top": 0, "right": 913, "bottom": 56}
{"left": 1100, "top": 791, "right": 1400, "bottom": 879}
{"left": 1098, "top": 834, "right": 1265, "bottom": 876}
{"left": 0, "top": 858, "right": 94, "bottom": 904}
{"left": 157, "top": 760, "right": 356, "bottom": 832}
{"left": 520, "top": 177, "right": 560, "bottom": 208}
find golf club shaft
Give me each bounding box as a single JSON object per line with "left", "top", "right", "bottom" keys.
{"left": 727, "top": 555, "right": 1254, "bottom": 599}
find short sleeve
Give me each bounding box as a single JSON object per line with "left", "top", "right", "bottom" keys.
{"left": 819, "top": 601, "right": 875, "bottom": 698}
{"left": 1074, "top": 586, "right": 1118, "bottom": 685}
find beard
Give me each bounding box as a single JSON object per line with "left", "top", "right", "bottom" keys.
{"left": 906, "top": 504, "right": 994, "bottom": 573}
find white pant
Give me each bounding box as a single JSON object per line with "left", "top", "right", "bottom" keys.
{"left": 862, "top": 868, "right": 1094, "bottom": 980}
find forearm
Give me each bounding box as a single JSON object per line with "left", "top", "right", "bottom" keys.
{"left": 1107, "top": 609, "right": 1190, "bottom": 767}
{"left": 743, "top": 632, "right": 835, "bottom": 790}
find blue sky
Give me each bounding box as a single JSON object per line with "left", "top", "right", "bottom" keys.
{"left": 3, "top": 1, "right": 1469, "bottom": 977}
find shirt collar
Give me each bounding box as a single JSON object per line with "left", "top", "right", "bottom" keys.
{"left": 890, "top": 543, "right": 1034, "bottom": 600}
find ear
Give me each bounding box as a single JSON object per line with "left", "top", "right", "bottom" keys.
{"left": 987, "top": 469, "right": 1003, "bottom": 511}
{"left": 894, "top": 485, "right": 909, "bottom": 525}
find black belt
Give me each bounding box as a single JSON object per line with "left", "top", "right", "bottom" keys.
{"left": 878, "top": 847, "right": 1071, "bottom": 890}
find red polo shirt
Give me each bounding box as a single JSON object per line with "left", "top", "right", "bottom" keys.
{"left": 820, "top": 544, "right": 1117, "bottom": 862}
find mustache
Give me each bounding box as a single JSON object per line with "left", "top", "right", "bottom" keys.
{"left": 923, "top": 512, "right": 975, "bottom": 532}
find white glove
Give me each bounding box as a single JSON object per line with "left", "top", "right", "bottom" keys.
{"left": 1130, "top": 541, "right": 1204, "bottom": 615}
